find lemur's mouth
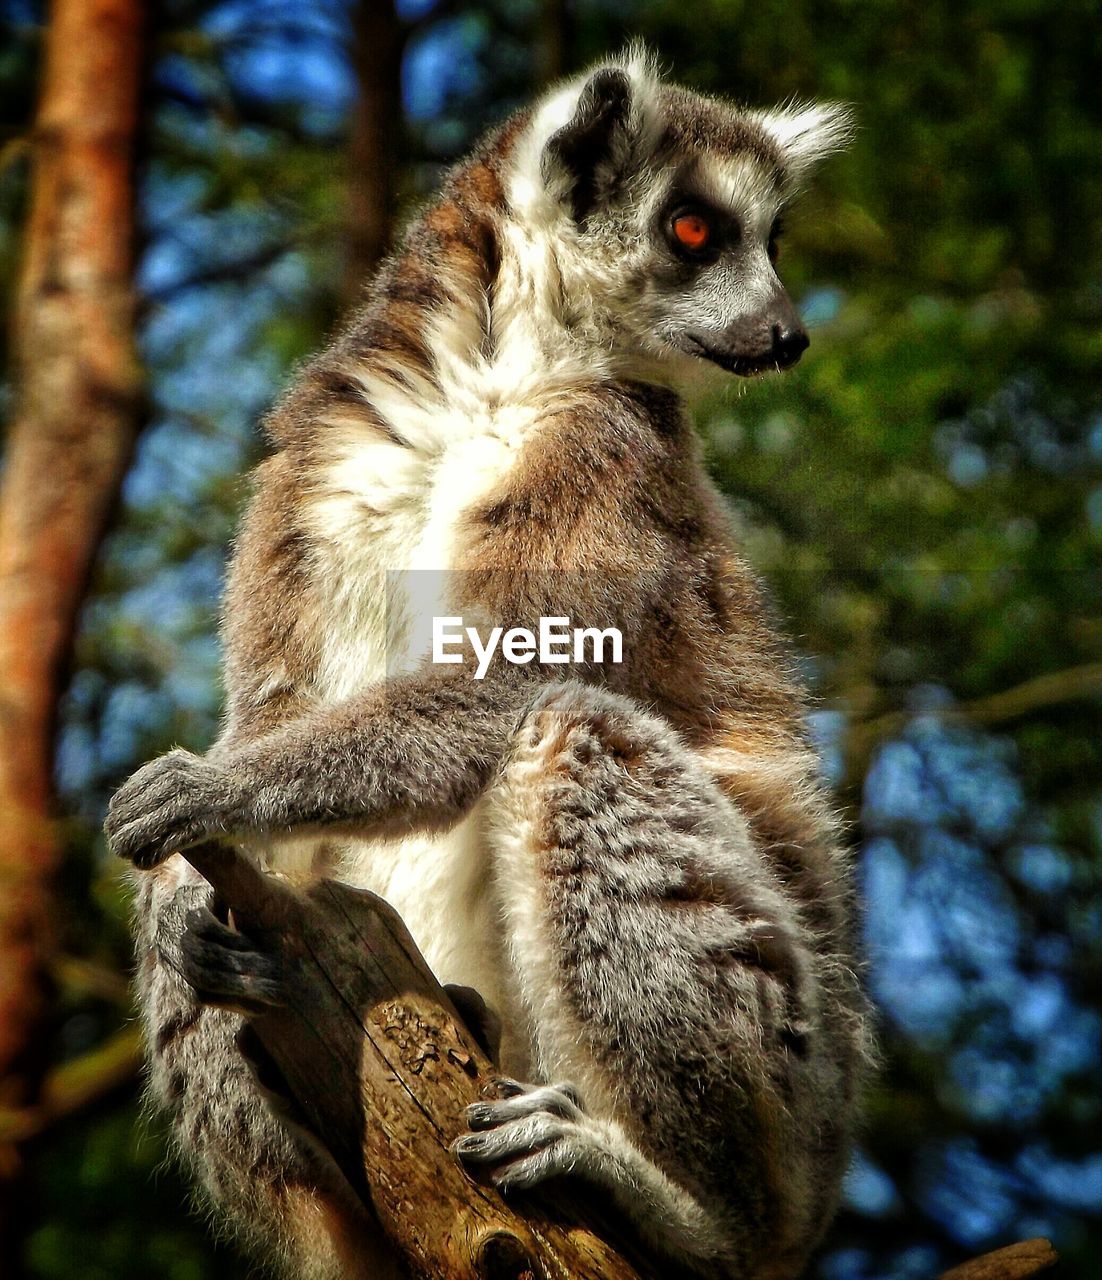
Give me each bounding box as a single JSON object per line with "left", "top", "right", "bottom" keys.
{"left": 690, "top": 342, "right": 786, "bottom": 377}
{"left": 677, "top": 328, "right": 809, "bottom": 376}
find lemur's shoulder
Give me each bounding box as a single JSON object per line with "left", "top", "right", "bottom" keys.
{"left": 259, "top": 114, "right": 527, "bottom": 458}
{"left": 459, "top": 378, "right": 704, "bottom": 566}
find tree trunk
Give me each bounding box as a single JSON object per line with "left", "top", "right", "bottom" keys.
{"left": 346, "top": 0, "right": 404, "bottom": 302}
{"left": 0, "top": 0, "right": 145, "bottom": 1260}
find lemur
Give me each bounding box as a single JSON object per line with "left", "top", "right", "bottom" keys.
{"left": 107, "top": 48, "right": 870, "bottom": 1280}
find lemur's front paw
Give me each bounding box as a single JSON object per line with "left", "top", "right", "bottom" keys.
{"left": 106, "top": 749, "right": 245, "bottom": 869}
{"left": 454, "top": 1079, "right": 590, "bottom": 1191}
{"left": 174, "top": 906, "right": 285, "bottom": 1015}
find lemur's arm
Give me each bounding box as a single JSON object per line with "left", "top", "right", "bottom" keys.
{"left": 106, "top": 663, "right": 537, "bottom": 869}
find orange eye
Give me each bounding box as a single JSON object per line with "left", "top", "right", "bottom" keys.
{"left": 672, "top": 212, "right": 711, "bottom": 252}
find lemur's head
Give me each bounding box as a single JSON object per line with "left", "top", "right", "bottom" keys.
{"left": 504, "top": 47, "right": 851, "bottom": 384}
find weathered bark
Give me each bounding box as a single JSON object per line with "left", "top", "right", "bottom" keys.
{"left": 0, "top": 0, "right": 145, "bottom": 1257}
{"left": 346, "top": 0, "right": 404, "bottom": 300}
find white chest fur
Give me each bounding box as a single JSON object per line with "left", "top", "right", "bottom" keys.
{"left": 303, "top": 424, "right": 519, "bottom": 700}
{"left": 276, "top": 251, "right": 605, "bottom": 1060}
{"left": 285, "top": 311, "right": 569, "bottom": 1043}
{"left": 299, "top": 442, "right": 513, "bottom": 996}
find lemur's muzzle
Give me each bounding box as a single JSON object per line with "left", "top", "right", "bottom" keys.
{"left": 768, "top": 318, "right": 810, "bottom": 369}
{"left": 686, "top": 289, "right": 810, "bottom": 376}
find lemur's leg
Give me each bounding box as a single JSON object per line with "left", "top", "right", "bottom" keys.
{"left": 134, "top": 857, "right": 401, "bottom": 1280}
{"left": 112, "top": 671, "right": 846, "bottom": 1274}
{"left": 457, "top": 684, "right": 833, "bottom": 1278}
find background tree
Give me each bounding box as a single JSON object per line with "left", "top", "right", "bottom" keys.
{"left": 0, "top": 0, "right": 1096, "bottom": 1277}
{"left": 347, "top": 0, "right": 403, "bottom": 294}
{"left": 0, "top": 0, "right": 144, "bottom": 1269}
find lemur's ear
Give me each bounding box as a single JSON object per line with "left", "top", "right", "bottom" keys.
{"left": 755, "top": 102, "right": 854, "bottom": 190}
{"left": 541, "top": 68, "right": 637, "bottom": 222}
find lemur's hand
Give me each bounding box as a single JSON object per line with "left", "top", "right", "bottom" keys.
{"left": 454, "top": 1079, "right": 595, "bottom": 1191}
{"left": 106, "top": 749, "right": 246, "bottom": 869}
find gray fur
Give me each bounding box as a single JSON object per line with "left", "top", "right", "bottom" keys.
{"left": 478, "top": 685, "right": 862, "bottom": 1275}
{"left": 109, "top": 669, "right": 533, "bottom": 866}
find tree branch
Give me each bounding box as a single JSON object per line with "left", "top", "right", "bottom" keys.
{"left": 0, "top": 1026, "right": 142, "bottom": 1144}
{"left": 140, "top": 232, "right": 322, "bottom": 305}
{"left": 50, "top": 953, "right": 132, "bottom": 1007}
{"left": 938, "top": 1238, "right": 1058, "bottom": 1280}
{"left": 844, "top": 661, "right": 1102, "bottom": 782}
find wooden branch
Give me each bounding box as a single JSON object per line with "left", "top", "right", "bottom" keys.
{"left": 0, "top": 1026, "right": 142, "bottom": 1144}
{"left": 178, "top": 839, "right": 1061, "bottom": 1280}
{"left": 843, "top": 661, "right": 1102, "bottom": 783}
{"left": 181, "top": 839, "right": 662, "bottom": 1280}
{"left": 938, "top": 1238, "right": 1058, "bottom": 1280}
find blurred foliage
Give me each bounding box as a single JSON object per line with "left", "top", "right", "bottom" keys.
{"left": 0, "top": 0, "right": 1099, "bottom": 1275}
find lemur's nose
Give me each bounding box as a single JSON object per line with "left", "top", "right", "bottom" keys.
{"left": 771, "top": 322, "right": 810, "bottom": 369}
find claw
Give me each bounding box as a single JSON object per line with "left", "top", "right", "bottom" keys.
{"left": 468, "top": 1080, "right": 584, "bottom": 1127}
